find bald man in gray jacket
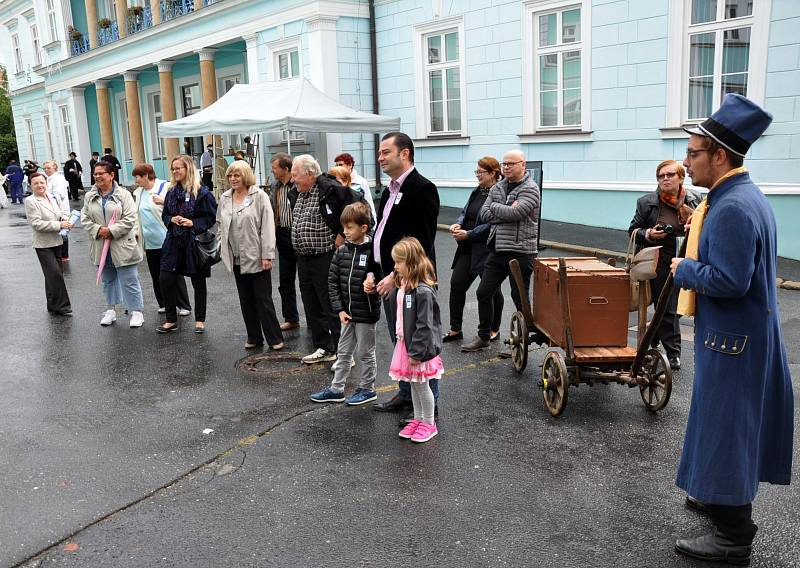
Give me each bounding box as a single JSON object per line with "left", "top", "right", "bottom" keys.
{"left": 462, "top": 150, "right": 540, "bottom": 352}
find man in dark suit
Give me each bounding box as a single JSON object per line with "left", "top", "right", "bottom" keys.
{"left": 102, "top": 148, "right": 123, "bottom": 183}
{"left": 368, "top": 131, "right": 440, "bottom": 421}
{"left": 64, "top": 152, "right": 84, "bottom": 200}
{"left": 89, "top": 151, "right": 100, "bottom": 179}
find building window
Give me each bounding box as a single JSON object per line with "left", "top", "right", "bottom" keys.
{"left": 12, "top": 34, "right": 23, "bottom": 74}
{"left": 218, "top": 75, "right": 243, "bottom": 152}
{"left": 25, "top": 118, "right": 37, "bottom": 161}
{"left": 666, "top": 0, "right": 769, "bottom": 127}
{"left": 522, "top": 0, "right": 590, "bottom": 134}
{"left": 276, "top": 49, "right": 300, "bottom": 80}
{"left": 180, "top": 84, "right": 204, "bottom": 158}
{"left": 687, "top": 0, "right": 752, "bottom": 119}
{"left": 46, "top": 0, "right": 58, "bottom": 42}
{"left": 413, "top": 16, "right": 467, "bottom": 139}
{"left": 148, "top": 92, "right": 165, "bottom": 159}
{"left": 424, "top": 29, "right": 461, "bottom": 133}
{"left": 59, "top": 105, "right": 75, "bottom": 154}
{"left": 30, "top": 24, "right": 42, "bottom": 67}
{"left": 535, "top": 4, "right": 582, "bottom": 127}
{"left": 43, "top": 113, "right": 54, "bottom": 158}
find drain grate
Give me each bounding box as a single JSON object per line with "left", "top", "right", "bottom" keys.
{"left": 236, "top": 352, "right": 327, "bottom": 378}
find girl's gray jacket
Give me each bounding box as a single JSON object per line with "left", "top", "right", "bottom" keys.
{"left": 389, "top": 283, "right": 443, "bottom": 362}
{"left": 480, "top": 172, "right": 540, "bottom": 255}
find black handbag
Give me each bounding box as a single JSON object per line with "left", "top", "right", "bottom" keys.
{"left": 194, "top": 224, "right": 221, "bottom": 270}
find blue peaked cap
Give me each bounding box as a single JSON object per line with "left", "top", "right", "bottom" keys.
{"left": 684, "top": 94, "right": 773, "bottom": 157}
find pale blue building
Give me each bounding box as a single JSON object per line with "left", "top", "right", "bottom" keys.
{"left": 2, "top": 0, "right": 798, "bottom": 258}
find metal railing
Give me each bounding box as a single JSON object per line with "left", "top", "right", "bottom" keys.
{"left": 97, "top": 21, "right": 120, "bottom": 46}
{"left": 128, "top": 6, "right": 154, "bottom": 36}
{"left": 71, "top": 36, "right": 90, "bottom": 56}
{"left": 69, "top": 0, "right": 227, "bottom": 57}
{"left": 161, "top": 0, "right": 194, "bottom": 23}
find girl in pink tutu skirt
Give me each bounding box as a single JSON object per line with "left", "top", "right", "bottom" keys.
{"left": 389, "top": 237, "right": 443, "bottom": 443}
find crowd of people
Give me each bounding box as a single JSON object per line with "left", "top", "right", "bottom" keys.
{"left": 7, "top": 95, "right": 795, "bottom": 562}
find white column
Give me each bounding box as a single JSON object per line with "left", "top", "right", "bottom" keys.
{"left": 244, "top": 33, "right": 260, "bottom": 84}
{"left": 69, "top": 87, "right": 93, "bottom": 186}
{"left": 305, "top": 15, "right": 341, "bottom": 165}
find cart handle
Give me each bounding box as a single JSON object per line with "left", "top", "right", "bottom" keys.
{"left": 588, "top": 296, "right": 608, "bottom": 305}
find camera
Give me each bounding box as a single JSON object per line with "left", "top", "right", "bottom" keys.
{"left": 655, "top": 224, "right": 674, "bottom": 234}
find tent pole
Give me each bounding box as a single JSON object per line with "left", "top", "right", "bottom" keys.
{"left": 287, "top": 131, "right": 291, "bottom": 154}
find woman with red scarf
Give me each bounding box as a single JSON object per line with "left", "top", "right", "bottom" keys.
{"left": 628, "top": 160, "right": 701, "bottom": 370}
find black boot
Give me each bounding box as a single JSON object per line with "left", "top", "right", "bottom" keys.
{"left": 372, "top": 394, "right": 412, "bottom": 413}
{"left": 675, "top": 530, "right": 752, "bottom": 565}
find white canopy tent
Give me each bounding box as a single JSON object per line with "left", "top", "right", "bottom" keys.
{"left": 158, "top": 78, "right": 400, "bottom": 140}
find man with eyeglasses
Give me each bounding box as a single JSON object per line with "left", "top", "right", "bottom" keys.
{"left": 669, "top": 94, "right": 793, "bottom": 565}
{"left": 628, "top": 159, "right": 701, "bottom": 370}
{"left": 462, "top": 150, "right": 540, "bottom": 352}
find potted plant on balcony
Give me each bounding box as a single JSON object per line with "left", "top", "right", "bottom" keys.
{"left": 127, "top": 6, "right": 144, "bottom": 16}
{"left": 67, "top": 26, "right": 83, "bottom": 41}
{"left": 97, "top": 18, "right": 112, "bottom": 29}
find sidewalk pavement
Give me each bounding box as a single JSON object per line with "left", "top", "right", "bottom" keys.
{"left": 438, "top": 206, "right": 800, "bottom": 289}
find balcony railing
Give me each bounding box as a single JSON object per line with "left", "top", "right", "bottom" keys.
{"left": 68, "top": 0, "right": 228, "bottom": 58}
{"left": 161, "top": 0, "right": 194, "bottom": 23}
{"left": 128, "top": 6, "right": 154, "bottom": 36}
{"left": 71, "top": 36, "right": 90, "bottom": 56}
{"left": 97, "top": 21, "right": 120, "bottom": 46}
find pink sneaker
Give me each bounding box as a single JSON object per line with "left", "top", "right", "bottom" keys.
{"left": 398, "top": 420, "right": 421, "bottom": 439}
{"left": 411, "top": 421, "right": 438, "bottom": 443}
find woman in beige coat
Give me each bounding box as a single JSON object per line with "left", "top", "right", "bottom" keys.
{"left": 217, "top": 161, "right": 284, "bottom": 350}
{"left": 24, "top": 172, "right": 73, "bottom": 315}
{"left": 81, "top": 161, "right": 146, "bottom": 328}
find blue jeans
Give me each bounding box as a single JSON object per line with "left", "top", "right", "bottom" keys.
{"left": 10, "top": 183, "right": 24, "bottom": 203}
{"left": 383, "top": 297, "right": 439, "bottom": 402}
{"left": 102, "top": 263, "right": 144, "bottom": 311}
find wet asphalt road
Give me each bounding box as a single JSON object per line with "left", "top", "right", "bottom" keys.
{"left": 0, "top": 202, "right": 798, "bottom": 568}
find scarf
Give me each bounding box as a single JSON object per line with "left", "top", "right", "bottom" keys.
{"left": 659, "top": 186, "right": 685, "bottom": 208}
{"left": 677, "top": 167, "right": 748, "bottom": 316}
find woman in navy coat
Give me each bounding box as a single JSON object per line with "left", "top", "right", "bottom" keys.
{"left": 672, "top": 94, "right": 793, "bottom": 565}
{"left": 158, "top": 155, "right": 218, "bottom": 334}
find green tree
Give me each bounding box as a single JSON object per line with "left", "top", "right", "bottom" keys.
{"left": 0, "top": 66, "right": 19, "bottom": 167}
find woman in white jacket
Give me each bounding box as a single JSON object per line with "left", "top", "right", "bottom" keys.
{"left": 24, "top": 172, "right": 73, "bottom": 315}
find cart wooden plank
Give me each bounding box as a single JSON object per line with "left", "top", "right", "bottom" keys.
{"left": 573, "top": 346, "right": 638, "bottom": 363}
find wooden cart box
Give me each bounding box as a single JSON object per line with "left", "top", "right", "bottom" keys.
{"left": 533, "top": 257, "right": 630, "bottom": 347}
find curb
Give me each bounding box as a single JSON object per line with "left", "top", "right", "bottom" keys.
{"left": 436, "top": 224, "right": 799, "bottom": 291}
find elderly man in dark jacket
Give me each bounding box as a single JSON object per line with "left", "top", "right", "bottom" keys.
{"left": 291, "top": 154, "right": 355, "bottom": 365}
{"left": 628, "top": 159, "right": 701, "bottom": 370}
{"left": 462, "top": 150, "right": 540, "bottom": 352}
{"left": 671, "top": 94, "right": 793, "bottom": 565}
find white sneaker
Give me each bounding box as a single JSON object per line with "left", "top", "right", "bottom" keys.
{"left": 100, "top": 309, "right": 117, "bottom": 326}
{"left": 129, "top": 311, "right": 144, "bottom": 328}
{"left": 158, "top": 307, "right": 166, "bottom": 314}
{"left": 302, "top": 348, "right": 337, "bottom": 365}
{"left": 178, "top": 308, "right": 191, "bottom": 317}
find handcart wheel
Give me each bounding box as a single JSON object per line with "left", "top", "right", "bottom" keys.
{"left": 509, "top": 311, "right": 529, "bottom": 373}
{"left": 639, "top": 348, "right": 673, "bottom": 412}
{"left": 541, "top": 350, "right": 569, "bottom": 417}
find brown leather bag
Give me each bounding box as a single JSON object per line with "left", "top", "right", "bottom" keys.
{"left": 625, "top": 232, "right": 659, "bottom": 312}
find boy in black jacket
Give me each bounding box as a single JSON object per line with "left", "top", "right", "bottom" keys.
{"left": 310, "top": 202, "right": 383, "bottom": 406}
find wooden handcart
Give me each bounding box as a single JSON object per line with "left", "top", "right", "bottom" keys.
{"left": 505, "top": 255, "right": 672, "bottom": 417}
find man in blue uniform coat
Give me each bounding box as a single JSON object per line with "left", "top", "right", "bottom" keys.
{"left": 671, "top": 94, "right": 794, "bottom": 565}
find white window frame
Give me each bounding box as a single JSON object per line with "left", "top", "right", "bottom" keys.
{"left": 413, "top": 16, "right": 467, "bottom": 139}
{"left": 46, "top": 0, "right": 58, "bottom": 43}
{"left": 217, "top": 71, "right": 244, "bottom": 152}
{"left": 30, "top": 24, "right": 42, "bottom": 67}
{"left": 522, "top": 0, "right": 591, "bottom": 134}
{"left": 146, "top": 90, "right": 165, "bottom": 160}
{"left": 12, "top": 33, "right": 24, "bottom": 74}
{"left": 665, "top": 0, "right": 771, "bottom": 128}
{"left": 275, "top": 48, "right": 301, "bottom": 80}
{"left": 42, "top": 113, "right": 54, "bottom": 158}
{"left": 266, "top": 37, "right": 302, "bottom": 81}
{"left": 25, "top": 118, "right": 37, "bottom": 161}
{"left": 59, "top": 104, "right": 75, "bottom": 154}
